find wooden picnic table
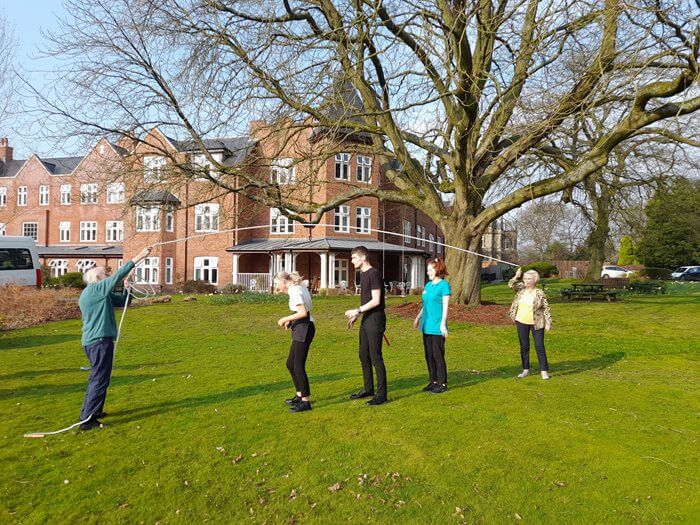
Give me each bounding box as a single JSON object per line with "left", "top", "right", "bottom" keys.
{"left": 571, "top": 283, "right": 605, "bottom": 292}
{"left": 561, "top": 282, "right": 618, "bottom": 302}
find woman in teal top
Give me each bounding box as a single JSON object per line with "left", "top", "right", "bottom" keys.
{"left": 413, "top": 258, "right": 451, "bottom": 393}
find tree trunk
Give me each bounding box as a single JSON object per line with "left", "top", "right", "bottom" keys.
{"left": 585, "top": 203, "right": 610, "bottom": 280}
{"left": 444, "top": 229, "right": 483, "bottom": 306}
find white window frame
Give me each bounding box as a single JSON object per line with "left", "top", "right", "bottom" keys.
{"left": 404, "top": 220, "right": 411, "bottom": 245}
{"left": 437, "top": 236, "right": 443, "bottom": 255}
{"left": 17, "top": 186, "right": 27, "bottom": 206}
{"left": 270, "top": 208, "right": 294, "bottom": 234}
{"left": 166, "top": 210, "right": 174, "bottom": 232}
{"left": 165, "top": 257, "right": 173, "bottom": 285}
{"left": 192, "top": 153, "right": 217, "bottom": 181}
{"left": 136, "top": 207, "right": 160, "bottom": 232}
{"left": 144, "top": 155, "right": 167, "bottom": 183}
{"left": 334, "top": 153, "right": 350, "bottom": 180}
{"left": 334, "top": 205, "right": 350, "bottom": 233}
{"left": 106, "top": 221, "right": 123, "bottom": 242}
{"left": 356, "top": 207, "right": 371, "bottom": 235}
{"left": 428, "top": 233, "right": 435, "bottom": 251}
{"left": 194, "top": 256, "right": 218, "bottom": 285}
{"left": 23, "top": 222, "right": 38, "bottom": 241}
{"left": 356, "top": 155, "right": 372, "bottom": 183}
{"left": 76, "top": 259, "right": 97, "bottom": 274}
{"left": 135, "top": 257, "right": 159, "bottom": 284}
{"left": 59, "top": 222, "right": 71, "bottom": 243}
{"left": 106, "top": 182, "right": 125, "bottom": 204}
{"left": 334, "top": 259, "right": 349, "bottom": 287}
{"left": 0, "top": 187, "right": 6, "bottom": 207}
{"left": 39, "top": 185, "right": 50, "bottom": 206}
{"left": 416, "top": 225, "right": 425, "bottom": 247}
{"left": 270, "top": 158, "right": 296, "bottom": 185}
{"left": 80, "top": 183, "right": 98, "bottom": 204}
{"left": 49, "top": 259, "right": 69, "bottom": 277}
{"left": 0, "top": 222, "right": 6, "bottom": 236}
{"left": 80, "top": 221, "right": 98, "bottom": 242}
{"left": 60, "top": 184, "right": 71, "bottom": 205}
{"left": 194, "top": 203, "right": 219, "bottom": 232}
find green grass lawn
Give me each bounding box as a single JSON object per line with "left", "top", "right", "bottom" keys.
{"left": 1, "top": 286, "right": 699, "bottom": 523}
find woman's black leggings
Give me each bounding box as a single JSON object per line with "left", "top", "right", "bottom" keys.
{"left": 516, "top": 321, "right": 548, "bottom": 371}
{"left": 286, "top": 322, "right": 315, "bottom": 397}
{"left": 423, "top": 333, "right": 447, "bottom": 385}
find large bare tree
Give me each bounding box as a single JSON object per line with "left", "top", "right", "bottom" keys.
{"left": 40, "top": 0, "right": 700, "bottom": 303}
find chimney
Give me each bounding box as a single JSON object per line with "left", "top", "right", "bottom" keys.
{"left": 0, "top": 138, "right": 12, "bottom": 162}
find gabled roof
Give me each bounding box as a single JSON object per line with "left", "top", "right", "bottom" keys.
{"left": 39, "top": 156, "right": 84, "bottom": 175}
{"left": 130, "top": 189, "right": 180, "bottom": 205}
{"left": 226, "top": 237, "right": 429, "bottom": 255}
{"left": 176, "top": 137, "right": 256, "bottom": 167}
{"left": 0, "top": 159, "right": 26, "bottom": 178}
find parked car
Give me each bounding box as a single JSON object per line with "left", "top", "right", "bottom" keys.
{"left": 600, "top": 265, "right": 633, "bottom": 279}
{"left": 0, "top": 236, "right": 42, "bottom": 287}
{"left": 675, "top": 266, "right": 700, "bottom": 281}
{"left": 671, "top": 266, "right": 700, "bottom": 279}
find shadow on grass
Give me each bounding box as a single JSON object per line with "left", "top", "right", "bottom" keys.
{"left": 110, "top": 372, "right": 348, "bottom": 424}
{"left": 0, "top": 361, "right": 183, "bottom": 382}
{"left": 0, "top": 334, "right": 79, "bottom": 350}
{"left": 319, "top": 352, "right": 626, "bottom": 407}
{"left": 0, "top": 373, "right": 180, "bottom": 401}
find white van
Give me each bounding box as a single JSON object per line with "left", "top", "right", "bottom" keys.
{"left": 0, "top": 236, "right": 42, "bottom": 287}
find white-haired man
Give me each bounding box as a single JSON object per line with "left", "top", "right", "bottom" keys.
{"left": 77, "top": 245, "right": 152, "bottom": 430}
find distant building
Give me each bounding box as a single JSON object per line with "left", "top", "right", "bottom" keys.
{"left": 480, "top": 218, "right": 518, "bottom": 281}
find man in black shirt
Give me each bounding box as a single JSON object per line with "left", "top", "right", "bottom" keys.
{"left": 344, "top": 246, "right": 388, "bottom": 405}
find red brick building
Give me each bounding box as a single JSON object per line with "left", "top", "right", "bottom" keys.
{"left": 0, "top": 124, "right": 444, "bottom": 292}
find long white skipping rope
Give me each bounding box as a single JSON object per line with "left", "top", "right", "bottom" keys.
{"left": 23, "top": 222, "right": 516, "bottom": 438}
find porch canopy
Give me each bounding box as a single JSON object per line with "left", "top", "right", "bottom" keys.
{"left": 226, "top": 237, "right": 429, "bottom": 290}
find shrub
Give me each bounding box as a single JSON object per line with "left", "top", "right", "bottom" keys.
{"left": 58, "top": 272, "right": 87, "bottom": 289}
{"left": 182, "top": 280, "right": 218, "bottom": 294}
{"left": 636, "top": 267, "right": 673, "bottom": 280}
{"left": 210, "top": 292, "right": 287, "bottom": 305}
{"left": 0, "top": 285, "right": 81, "bottom": 330}
{"left": 501, "top": 267, "right": 517, "bottom": 281}
{"left": 219, "top": 283, "right": 246, "bottom": 295}
{"left": 521, "top": 261, "right": 558, "bottom": 278}
{"left": 317, "top": 288, "right": 343, "bottom": 296}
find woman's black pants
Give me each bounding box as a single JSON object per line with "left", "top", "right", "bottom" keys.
{"left": 516, "top": 321, "right": 548, "bottom": 371}
{"left": 422, "top": 333, "right": 447, "bottom": 385}
{"left": 286, "top": 322, "right": 315, "bottom": 397}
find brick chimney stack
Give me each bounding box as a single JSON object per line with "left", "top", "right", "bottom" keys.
{"left": 0, "top": 138, "right": 13, "bottom": 162}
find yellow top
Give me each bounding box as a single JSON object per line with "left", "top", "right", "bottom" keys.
{"left": 515, "top": 290, "right": 535, "bottom": 325}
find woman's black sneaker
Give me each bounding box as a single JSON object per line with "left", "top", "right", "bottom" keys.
{"left": 285, "top": 396, "right": 302, "bottom": 405}
{"left": 289, "top": 401, "right": 312, "bottom": 413}
{"left": 422, "top": 383, "right": 436, "bottom": 392}
{"left": 430, "top": 385, "right": 448, "bottom": 394}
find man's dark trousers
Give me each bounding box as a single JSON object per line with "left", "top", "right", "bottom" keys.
{"left": 359, "top": 311, "right": 387, "bottom": 398}
{"left": 80, "top": 337, "right": 114, "bottom": 420}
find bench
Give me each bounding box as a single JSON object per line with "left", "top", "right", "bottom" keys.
{"left": 560, "top": 289, "right": 619, "bottom": 302}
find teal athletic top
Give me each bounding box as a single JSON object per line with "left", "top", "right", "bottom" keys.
{"left": 421, "top": 279, "right": 451, "bottom": 335}
{"left": 79, "top": 261, "right": 135, "bottom": 346}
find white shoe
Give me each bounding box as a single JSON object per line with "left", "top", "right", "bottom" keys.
{"left": 541, "top": 372, "right": 550, "bottom": 380}
{"left": 517, "top": 370, "right": 530, "bottom": 378}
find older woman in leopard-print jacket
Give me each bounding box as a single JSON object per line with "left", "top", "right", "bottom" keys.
{"left": 508, "top": 267, "right": 552, "bottom": 380}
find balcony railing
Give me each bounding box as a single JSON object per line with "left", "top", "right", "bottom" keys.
{"left": 237, "top": 273, "right": 271, "bottom": 292}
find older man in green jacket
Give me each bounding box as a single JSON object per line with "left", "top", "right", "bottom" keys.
{"left": 78, "top": 245, "right": 152, "bottom": 430}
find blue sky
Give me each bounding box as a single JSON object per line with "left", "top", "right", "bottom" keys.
{"left": 3, "top": 1, "right": 68, "bottom": 158}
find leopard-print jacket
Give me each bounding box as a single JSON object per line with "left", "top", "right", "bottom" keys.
{"left": 508, "top": 277, "right": 552, "bottom": 331}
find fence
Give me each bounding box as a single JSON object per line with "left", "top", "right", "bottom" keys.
{"left": 237, "top": 273, "right": 271, "bottom": 292}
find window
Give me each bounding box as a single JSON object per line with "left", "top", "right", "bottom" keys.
{"left": 18, "top": 186, "right": 27, "bottom": 206}
{"left": 106, "top": 221, "right": 123, "bottom": 242}
{"left": 192, "top": 154, "right": 216, "bottom": 180}
{"left": 403, "top": 220, "right": 411, "bottom": 244}
{"left": 106, "top": 183, "right": 124, "bottom": 204}
{"left": 80, "top": 183, "right": 98, "bottom": 204}
{"left": 60, "top": 184, "right": 71, "bottom": 205}
{"left": 416, "top": 225, "right": 424, "bottom": 247}
{"left": 0, "top": 248, "right": 32, "bottom": 270}
{"left": 76, "top": 259, "right": 97, "bottom": 274}
{"left": 23, "top": 222, "right": 38, "bottom": 241}
{"left": 144, "top": 156, "right": 166, "bottom": 183}
{"left": 135, "top": 257, "right": 159, "bottom": 284}
{"left": 356, "top": 207, "right": 371, "bottom": 234}
{"left": 437, "top": 236, "right": 443, "bottom": 255}
{"left": 334, "top": 259, "right": 349, "bottom": 287}
{"left": 195, "top": 204, "right": 219, "bottom": 232}
{"left": 59, "top": 222, "right": 71, "bottom": 243}
{"left": 50, "top": 259, "right": 69, "bottom": 277}
{"left": 80, "top": 221, "right": 98, "bottom": 242}
{"left": 428, "top": 233, "right": 435, "bottom": 251}
{"left": 166, "top": 211, "right": 174, "bottom": 232}
{"left": 334, "top": 205, "right": 350, "bottom": 233}
{"left": 0, "top": 222, "right": 6, "bottom": 236}
{"left": 270, "top": 158, "right": 296, "bottom": 185}
{"left": 0, "top": 187, "right": 6, "bottom": 206}
{"left": 356, "top": 155, "right": 372, "bottom": 182}
{"left": 136, "top": 207, "right": 160, "bottom": 232}
{"left": 165, "top": 257, "right": 173, "bottom": 284}
{"left": 39, "top": 185, "right": 50, "bottom": 206}
{"left": 335, "top": 153, "right": 350, "bottom": 180}
{"left": 270, "top": 208, "right": 294, "bottom": 234}
{"left": 194, "top": 256, "right": 218, "bottom": 285}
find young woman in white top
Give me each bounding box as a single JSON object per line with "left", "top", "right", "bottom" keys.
{"left": 274, "top": 271, "right": 315, "bottom": 412}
